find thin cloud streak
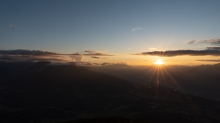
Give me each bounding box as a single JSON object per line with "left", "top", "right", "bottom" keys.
{"left": 186, "top": 40, "right": 199, "bottom": 44}
{"left": 131, "top": 27, "right": 142, "bottom": 31}
{"left": 0, "top": 49, "right": 115, "bottom": 63}
{"left": 91, "top": 56, "right": 100, "bottom": 59}
{"left": 0, "top": 49, "right": 58, "bottom": 56}
{"left": 84, "top": 50, "right": 105, "bottom": 54}
{"left": 0, "top": 50, "right": 83, "bottom": 63}
{"left": 186, "top": 39, "right": 220, "bottom": 45}
{"left": 0, "top": 55, "right": 66, "bottom": 62}
{"left": 84, "top": 50, "right": 113, "bottom": 56}
{"left": 135, "top": 47, "right": 220, "bottom": 57}
{"left": 196, "top": 59, "right": 220, "bottom": 62}
{"left": 84, "top": 50, "right": 113, "bottom": 59}
{"left": 206, "top": 47, "right": 220, "bottom": 50}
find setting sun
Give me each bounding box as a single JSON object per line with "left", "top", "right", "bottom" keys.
{"left": 155, "top": 59, "right": 164, "bottom": 65}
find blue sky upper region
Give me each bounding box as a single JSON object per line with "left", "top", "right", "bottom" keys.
{"left": 1, "top": 0, "right": 220, "bottom": 65}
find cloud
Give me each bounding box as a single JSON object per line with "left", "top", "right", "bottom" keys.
{"left": 100, "top": 62, "right": 129, "bottom": 67}
{"left": 149, "top": 47, "right": 163, "bottom": 51}
{"left": 0, "top": 49, "right": 115, "bottom": 63}
{"left": 84, "top": 50, "right": 112, "bottom": 56}
{"left": 84, "top": 50, "right": 113, "bottom": 59}
{"left": 91, "top": 56, "right": 100, "bottom": 59}
{"left": 206, "top": 47, "right": 220, "bottom": 50}
{"left": 9, "top": 24, "right": 17, "bottom": 28}
{"left": 136, "top": 47, "right": 220, "bottom": 57}
{"left": 69, "top": 52, "right": 84, "bottom": 62}
{"left": 84, "top": 50, "right": 105, "bottom": 54}
{"left": 0, "top": 54, "right": 65, "bottom": 62}
{"left": 196, "top": 59, "right": 220, "bottom": 62}
{"left": 84, "top": 53, "right": 113, "bottom": 56}
{"left": 186, "top": 40, "right": 199, "bottom": 44}
{"left": 131, "top": 27, "right": 142, "bottom": 31}
{"left": 71, "top": 61, "right": 99, "bottom": 66}
{"left": 186, "top": 39, "right": 220, "bottom": 45}
{"left": 149, "top": 48, "right": 157, "bottom": 50}
{"left": 101, "top": 62, "right": 113, "bottom": 66}
{"left": 83, "top": 62, "right": 99, "bottom": 66}
{"left": 0, "top": 49, "right": 75, "bottom": 62}
{"left": 0, "top": 49, "right": 57, "bottom": 56}
{"left": 203, "top": 39, "right": 220, "bottom": 45}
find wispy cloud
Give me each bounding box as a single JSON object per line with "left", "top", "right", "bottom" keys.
{"left": 135, "top": 47, "right": 220, "bottom": 57}
{"left": 206, "top": 47, "right": 220, "bottom": 50}
{"left": 84, "top": 50, "right": 105, "bottom": 54}
{"left": 101, "top": 62, "right": 112, "bottom": 66}
{"left": 0, "top": 50, "right": 65, "bottom": 62}
{"left": 9, "top": 24, "right": 17, "bottom": 28}
{"left": 0, "top": 49, "right": 114, "bottom": 62}
{"left": 131, "top": 27, "right": 142, "bottom": 31}
{"left": 69, "top": 52, "right": 84, "bottom": 62}
{"left": 0, "top": 49, "right": 84, "bottom": 63}
{"left": 149, "top": 47, "right": 163, "bottom": 51}
{"left": 186, "top": 40, "right": 199, "bottom": 44}
{"left": 0, "top": 49, "right": 57, "bottom": 56}
{"left": 91, "top": 56, "right": 100, "bottom": 59}
{"left": 0, "top": 55, "right": 59, "bottom": 62}
{"left": 186, "top": 38, "right": 220, "bottom": 45}
{"left": 149, "top": 48, "right": 157, "bottom": 50}
{"left": 84, "top": 50, "right": 113, "bottom": 59}
{"left": 203, "top": 39, "right": 220, "bottom": 45}
{"left": 101, "top": 62, "right": 128, "bottom": 66}
{"left": 196, "top": 59, "right": 220, "bottom": 62}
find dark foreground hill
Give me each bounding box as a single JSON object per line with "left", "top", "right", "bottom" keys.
{"left": 0, "top": 62, "right": 220, "bottom": 123}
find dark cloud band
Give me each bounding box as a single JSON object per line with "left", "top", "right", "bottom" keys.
{"left": 136, "top": 47, "right": 220, "bottom": 57}
{"left": 186, "top": 39, "right": 220, "bottom": 45}
{"left": 196, "top": 59, "right": 220, "bottom": 62}
{"left": 0, "top": 50, "right": 83, "bottom": 62}
{"left": 0, "top": 50, "right": 57, "bottom": 56}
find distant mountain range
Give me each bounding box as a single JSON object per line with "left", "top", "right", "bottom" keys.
{"left": 0, "top": 62, "right": 220, "bottom": 123}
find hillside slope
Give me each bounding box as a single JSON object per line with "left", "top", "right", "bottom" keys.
{"left": 0, "top": 62, "right": 219, "bottom": 123}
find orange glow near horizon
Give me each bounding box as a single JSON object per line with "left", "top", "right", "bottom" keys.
{"left": 81, "top": 54, "right": 220, "bottom": 66}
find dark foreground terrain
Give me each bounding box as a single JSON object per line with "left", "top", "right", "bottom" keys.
{"left": 0, "top": 62, "right": 220, "bottom": 123}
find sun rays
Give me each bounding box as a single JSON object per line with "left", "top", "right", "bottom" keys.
{"left": 141, "top": 60, "right": 187, "bottom": 95}
{"left": 141, "top": 63, "right": 197, "bottom": 104}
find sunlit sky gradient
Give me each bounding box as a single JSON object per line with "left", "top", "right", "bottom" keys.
{"left": 1, "top": 0, "right": 220, "bottom": 65}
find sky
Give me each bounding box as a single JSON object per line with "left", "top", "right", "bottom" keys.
{"left": 1, "top": 0, "right": 220, "bottom": 65}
